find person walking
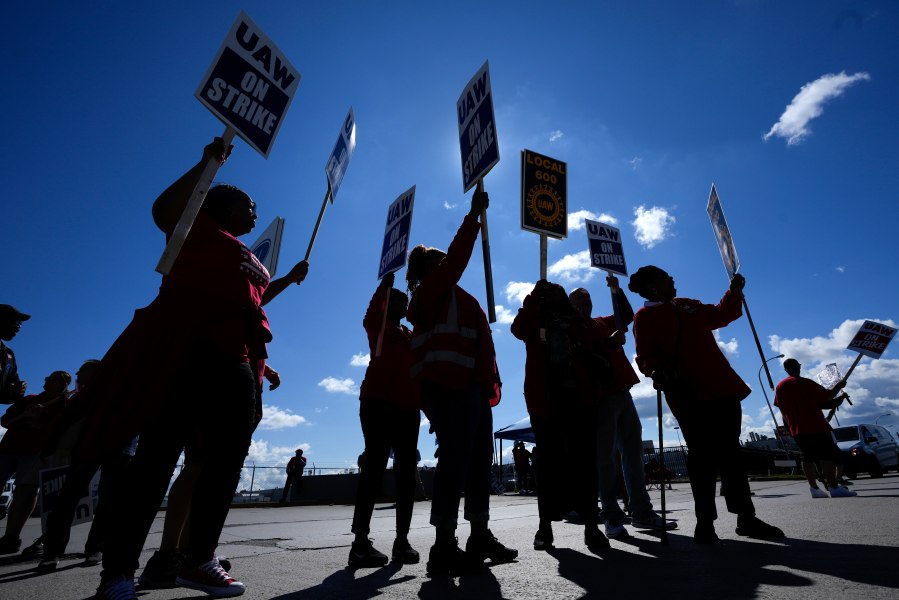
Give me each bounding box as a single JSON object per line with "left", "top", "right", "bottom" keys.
{"left": 281, "top": 449, "right": 307, "bottom": 503}
{"left": 628, "top": 266, "right": 784, "bottom": 544}
{"left": 774, "top": 358, "right": 856, "bottom": 498}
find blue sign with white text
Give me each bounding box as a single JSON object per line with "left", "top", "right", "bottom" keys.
{"left": 378, "top": 186, "right": 416, "bottom": 279}
{"left": 326, "top": 108, "right": 356, "bottom": 202}
{"left": 457, "top": 62, "right": 499, "bottom": 192}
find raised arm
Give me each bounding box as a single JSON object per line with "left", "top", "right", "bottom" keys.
{"left": 152, "top": 137, "right": 233, "bottom": 235}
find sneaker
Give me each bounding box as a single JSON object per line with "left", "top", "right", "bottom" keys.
{"left": 96, "top": 576, "right": 138, "bottom": 600}
{"left": 584, "top": 525, "right": 610, "bottom": 550}
{"left": 735, "top": 515, "right": 785, "bottom": 540}
{"left": 810, "top": 486, "right": 830, "bottom": 499}
{"left": 138, "top": 549, "right": 186, "bottom": 589}
{"left": 466, "top": 530, "right": 518, "bottom": 563}
{"left": 426, "top": 539, "right": 483, "bottom": 577}
{"left": 632, "top": 511, "right": 678, "bottom": 531}
{"left": 216, "top": 557, "right": 232, "bottom": 572}
{"left": 21, "top": 538, "right": 43, "bottom": 557}
{"left": 391, "top": 538, "right": 420, "bottom": 564}
{"left": 348, "top": 539, "right": 389, "bottom": 568}
{"left": 84, "top": 551, "right": 103, "bottom": 565}
{"left": 533, "top": 528, "right": 554, "bottom": 551}
{"left": 604, "top": 522, "right": 628, "bottom": 539}
{"left": 176, "top": 559, "right": 246, "bottom": 597}
{"left": 694, "top": 521, "right": 719, "bottom": 544}
{"left": 37, "top": 556, "right": 59, "bottom": 571}
{"left": 0, "top": 535, "right": 22, "bottom": 555}
{"left": 830, "top": 485, "right": 857, "bottom": 498}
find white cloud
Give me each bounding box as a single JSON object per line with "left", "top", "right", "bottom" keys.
{"left": 763, "top": 71, "right": 871, "bottom": 145}
{"left": 317, "top": 376, "right": 359, "bottom": 395}
{"left": 239, "top": 440, "right": 312, "bottom": 491}
{"left": 420, "top": 417, "right": 430, "bottom": 429}
{"left": 549, "top": 130, "right": 564, "bottom": 142}
{"left": 567, "top": 209, "right": 618, "bottom": 232}
{"left": 768, "top": 319, "right": 899, "bottom": 422}
{"left": 443, "top": 201, "right": 457, "bottom": 210}
{"left": 258, "top": 404, "right": 307, "bottom": 430}
{"left": 631, "top": 205, "right": 676, "bottom": 248}
{"left": 836, "top": 266, "right": 846, "bottom": 273}
{"left": 714, "top": 330, "right": 739, "bottom": 356}
{"left": 350, "top": 352, "right": 370, "bottom": 367}
{"left": 495, "top": 305, "right": 516, "bottom": 325}
{"left": 505, "top": 281, "right": 535, "bottom": 306}
{"left": 547, "top": 250, "right": 596, "bottom": 284}
{"left": 628, "top": 156, "right": 643, "bottom": 171}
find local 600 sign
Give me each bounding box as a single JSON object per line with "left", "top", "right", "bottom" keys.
{"left": 196, "top": 12, "right": 300, "bottom": 157}
{"left": 521, "top": 149, "right": 567, "bottom": 239}
{"left": 457, "top": 61, "right": 499, "bottom": 192}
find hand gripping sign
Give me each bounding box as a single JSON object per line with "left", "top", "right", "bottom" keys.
{"left": 457, "top": 61, "right": 499, "bottom": 322}
{"left": 706, "top": 183, "right": 774, "bottom": 389}
{"left": 304, "top": 108, "right": 358, "bottom": 262}
{"left": 156, "top": 12, "right": 300, "bottom": 275}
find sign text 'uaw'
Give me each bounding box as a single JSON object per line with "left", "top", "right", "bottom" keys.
{"left": 847, "top": 320, "right": 897, "bottom": 359}
{"left": 707, "top": 183, "right": 740, "bottom": 279}
{"left": 379, "top": 186, "right": 416, "bottom": 279}
{"left": 196, "top": 11, "right": 300, "bottom": 158}
{"left": 585, "top": 219, "right": 627, "bottom": 276}
{"left": 521, "top": 149, "right": 567, "bottom": 239}
{"left": 326, "top": 108, "right": 356, "bottom": 202}
{"left": 457, "top": 61, "right": 499, "bottom": 192}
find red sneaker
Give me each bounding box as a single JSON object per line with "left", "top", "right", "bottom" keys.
{"left": 176, "top": 559, "right": 246, "bottom": 597}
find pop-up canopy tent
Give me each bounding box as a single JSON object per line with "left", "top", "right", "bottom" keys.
{"left": 494, "top": 416, "right": 534, "bottom": 443}
{"left": 493, "top": 417, "right": 534, "bottom": 486}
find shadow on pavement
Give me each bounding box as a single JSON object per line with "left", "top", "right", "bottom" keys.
{"left": 548, "top": 533, "right": 898, "bottom": 599}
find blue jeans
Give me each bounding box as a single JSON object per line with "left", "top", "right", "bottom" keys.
{"left": 597, "top": 390, "right": 654, "bottom": 524}
{"left": 423, "top": 382, "right": 492, "bottom": 530}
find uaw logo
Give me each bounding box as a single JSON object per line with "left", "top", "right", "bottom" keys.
{"left": 521, "top": 149, "right": 567, "bottom": 239}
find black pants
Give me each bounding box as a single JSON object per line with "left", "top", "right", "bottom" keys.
{"left": 101, "top": 356, "right": 256, "bottom": 580}
{"left": 43, "top": 452, "right": 131, "bottom": 558}
{"left": 531, "top": 399, "right": 599, "bottom": 527}
{"left": 280, "top": 474, "right": 303, "bottom": 502}
{"left": 674, "top": 398, "right": 755, "bottom": 522}
{"left": 351, "top": 398, "right": 420, "bottom": 537}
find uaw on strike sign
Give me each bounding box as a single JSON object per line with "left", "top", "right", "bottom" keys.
{"left": 457, "top": 61, "right": 499, "bottom": 192}
{"left": 196, "top": 12, "right": 300, "bottom": 157}
{"left": 847, "top": 320, "right": 897, "bottom": 359}
{"left": 378, "top": 186, "right": 416, "bottom": 279}
{"left": 585, "top": 219, "right": 627, "bottom": 276}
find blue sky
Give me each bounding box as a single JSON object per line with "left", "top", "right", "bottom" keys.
{"left": 3, "top": 1, "right": 898, "bottom": 490}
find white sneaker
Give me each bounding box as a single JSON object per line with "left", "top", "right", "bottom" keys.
{"left": 810, "top": 487, "right": 829, "bottom": 499}
{"left": 830, "top": 486, "right": 857, "bottom": 498}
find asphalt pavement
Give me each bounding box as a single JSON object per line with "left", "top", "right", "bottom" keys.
{"left": 1, "top": 474, "right": 897, "bottom": 599}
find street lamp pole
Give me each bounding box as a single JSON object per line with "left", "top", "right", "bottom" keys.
{"left": 758, "top": 353, "right": 785, "bottom": 429}
{"left": 874, "top": 413, "right": 894, "bottom": 425}
{"left": 759, "top": 353, "right": 785, "bottom": 451}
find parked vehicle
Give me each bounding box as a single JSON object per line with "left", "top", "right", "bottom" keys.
{"left": 832, "top": 424, "right": 899, "bottom": 478}
{"left": 0, "top": 480, "right": 13, "bottom": 520}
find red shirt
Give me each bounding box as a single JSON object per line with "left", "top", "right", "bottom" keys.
{"left": 592, "top": 316, "right": 640, "bottom": 392}
{"left": 359, "top": 284, "right": 418, "bottom": 410}
{"left": 774, "top": 376, "right": 833, "bottom": 436}
{"left": 407, "top": 215, "right": 500, "bottom": 405}
{"left": 511, "top": 289, "right": 604, "bottom": 416}
{"left": 633, "top": 289, "right": 750, "bottom": 407}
